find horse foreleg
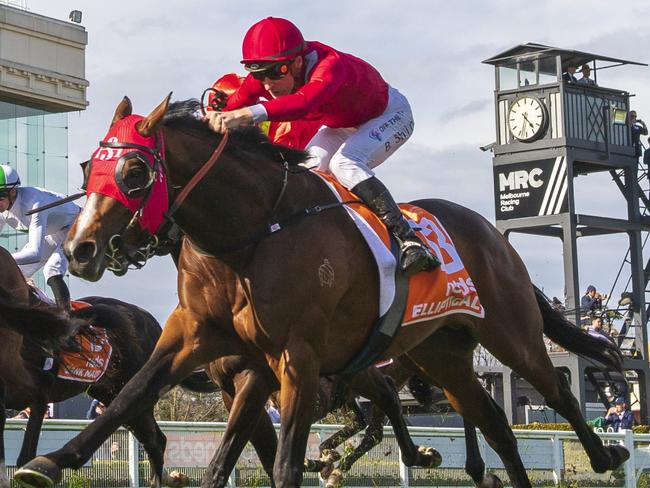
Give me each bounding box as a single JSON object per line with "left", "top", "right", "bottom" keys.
{"left": 15, "top": 309, "right": 222, "bottom": 488}
{"left": 124, "top": 410, "right": 169, "bottom": 488}
{"left": 273, "top": 341, "right": 320, "bottom": 488}
{"left": 201, "top": 365, "right": 275, "bottom": 488}
{"left": 16, "top": 402, "right": 47, "bottom": 468}
{"left": 346, "top": 367, "right": 441, "bottom": 469}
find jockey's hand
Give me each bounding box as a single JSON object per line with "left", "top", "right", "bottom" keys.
{"left": 204, "top": 108, "right": 253, "bottom": 133}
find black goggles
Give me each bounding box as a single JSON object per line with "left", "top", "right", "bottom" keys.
{"left": 245, "top": 61, "right": 292, "bottom": 81}
{"left": 0, "top": 190, "right": 9, "bottom": 200}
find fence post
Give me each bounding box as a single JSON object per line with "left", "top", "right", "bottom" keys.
{"left": 623, "top": 429, "right": 636, "bottom": 488}
{"left": 318, "top": 429, "right": 325, "bottom": 488}
{"left": 398, "top": 442, "right": 409, "bottom": 488}
{"left": 127, "top": 431, "right": 139, "bottom": 488}
{"left": 551, "top": 434, "right": 563, "bottom": 486}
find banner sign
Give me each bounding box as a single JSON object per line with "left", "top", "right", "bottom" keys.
{"left": 494, "top": 157, "right": 568, "bottom": 220}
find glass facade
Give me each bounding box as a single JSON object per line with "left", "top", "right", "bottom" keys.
{"left": 0, "top": 100, "right": 69, "bottom": 290}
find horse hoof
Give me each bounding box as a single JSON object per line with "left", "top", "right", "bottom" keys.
{"left": 321, "top": 448, "right": 341, "bottom": 463}
{"left": 478, "top": 473, "right": 503, "bottom": 488}
{"left": 304, "top": 458, "right": 325, "bottom": 472}
{"left": 325, "top": 468, "right": 344, "bottom": 488}
{"left": 418, "top": 445, "right": 442, "bottom": 468}
{"left": 14, "top": 457, "right": 61, "bottom": 488}
{"left": 162, "top": 470, "right": 189, "bottom": 487}
{"left": 608, "top": 444, "right": 630, "bottom": 470}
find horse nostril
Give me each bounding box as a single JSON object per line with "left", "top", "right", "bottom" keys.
{"left": 72, "top": 241, "right": 97, "bottom": 264}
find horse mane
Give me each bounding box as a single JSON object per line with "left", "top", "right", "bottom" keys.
{"left": 163, "top": 99, "right": 309, "bottom": 167}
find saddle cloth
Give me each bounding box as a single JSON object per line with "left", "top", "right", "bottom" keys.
{"left": 315, "top": 172, "right": 485, "bottom": 325}
{"left": 57, "top": 301, "right": 113, "bottom": 383}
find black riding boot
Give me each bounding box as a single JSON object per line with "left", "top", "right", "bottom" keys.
{"left": 47, "top": 274, "right": 71, "bottom": 312}
{"left": 352, "top": 177, "right": 440, "bottom": 276}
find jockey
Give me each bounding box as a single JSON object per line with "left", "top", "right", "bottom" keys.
{"left": 0, "top": 164, "right": 80, "bottom": 311}
{"left": 204, "top": 17, "right": 439, "bottom": 275}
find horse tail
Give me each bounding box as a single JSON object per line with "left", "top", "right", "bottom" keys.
{"left": 0, "top": 290, "right": 83, "bottom": 348}
{"left": 534, "top": 285, "right": 623, "bottom": 372}
{"left": 180, "top": 370, "right": 220, "bottom": 393}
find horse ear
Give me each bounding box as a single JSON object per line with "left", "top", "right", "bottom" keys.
{"left": 111, "top": 96, "right": 132, "bottom": 127}
{"left": 137, "top": 92, "right": 172, "bottom": 137}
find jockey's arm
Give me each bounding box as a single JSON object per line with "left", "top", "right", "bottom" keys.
{"left": 12, "top": 209, "right": 47, "bottom": 265}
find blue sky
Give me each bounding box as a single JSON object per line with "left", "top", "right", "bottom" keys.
{"left": 25, "top": 0, "right": 650, "bottom": 324}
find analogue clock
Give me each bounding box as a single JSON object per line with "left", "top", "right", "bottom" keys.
{"left": 508, "top": 96, "right": 548, "bottom": 142}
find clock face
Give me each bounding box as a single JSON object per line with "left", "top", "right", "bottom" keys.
{"left": 508, "top": 96, "right": 547, "bottom": 142}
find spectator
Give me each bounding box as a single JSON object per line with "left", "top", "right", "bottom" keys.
{"left": 588, "top": 315, "right": 611, "bottom": 340}
{"left": 551, "top": 297, "right": 566, "bottom": 313}
{"left": 562, "top": 65, "right": 577, "bottom": 82}
{"left": 12, "top": 408, "right": 30, "bottom": 419}
{"left": 644, "top": 137, "right": 650, "bottom": 167}
{"left": 604, "top": 397, "right": 634, "bottom": 431}
{"left": 86, "top": 399, "right": 105, "bottom": 420}
{"left": 110, "top": 441, "right": 120, "bottom": 459}
{"left": 581, "top": 285, "right": 603, "bottom": 314}
{"left": 630, "top": 111, "right": 648, "bottom": 161}
{"left": 577, "top": 64, "right": 597, "bottom": 86}
{"left": 265, "top": 399, "right": 280, "bottom": 424}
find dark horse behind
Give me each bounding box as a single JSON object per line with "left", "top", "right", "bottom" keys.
{"left": 16, "top": 96, "right": 627, "bottom": 488}
{"left": 0, "top": 246, "right": 213, "bottom": 488}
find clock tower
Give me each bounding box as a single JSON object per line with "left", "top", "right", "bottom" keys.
{"left": 483, "top": 43, "right": 650, "bottom": 423}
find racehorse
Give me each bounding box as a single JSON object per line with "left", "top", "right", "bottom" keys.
{"left": 16, "top": 96, "right": 626, "bottom": 488}
{"left": 0, "top": 246, "right": 210, "bottom": 488}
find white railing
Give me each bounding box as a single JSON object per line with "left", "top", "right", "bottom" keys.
{"left": 6, "top": 419, "right": 650, "bottom": 487}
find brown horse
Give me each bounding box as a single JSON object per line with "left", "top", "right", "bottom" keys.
{"left": 16, "top": 96, "right": 626, "bottom": 488}
{"left": 0, "top": 245, "right": 211, "bottom": 488}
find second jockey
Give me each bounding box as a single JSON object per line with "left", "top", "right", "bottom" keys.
{"left": 204, "top": 17, "right": 439, "bottom": 276}
{"left": 0, "top": 164, "right": 80, "bottom": 311}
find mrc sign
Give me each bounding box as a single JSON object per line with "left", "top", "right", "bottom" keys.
{"left": 493, "top": 157, "right": 568, "bottom": 220}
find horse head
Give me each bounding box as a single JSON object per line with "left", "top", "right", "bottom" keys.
{"left": 65, "top": 95, "right": 171, "bottom": 281}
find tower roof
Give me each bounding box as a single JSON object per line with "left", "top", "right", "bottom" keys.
{"left": 482, "top": 43, "right": 646, "bottom": 70}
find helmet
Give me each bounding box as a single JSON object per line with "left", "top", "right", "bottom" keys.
{"left": 0, "top": 164, "right": 20, "bottom": 190}
{"left": 241, "top": 17, "right": 306, "bottom": 64}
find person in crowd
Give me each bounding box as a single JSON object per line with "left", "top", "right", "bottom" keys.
{"left": 562, "top": 65, "right": 577, "bottom": 82}
{"left": 0, "top": 164, "right": 80, "bottom": 311}
{"left": 12, "top": 407, "right": 30, "bottom": 419}
{"left": 265, "top": 398, "right": 280, "bottom": 424}
{"left": 551, "top": 297, "right": 566, "bottom": 313}
{"left": 204, "top": 17, "right": 439, "bottom": 276}
{"left": 630, "top": 111, "right": 648, "bottom": 162}
{"left": 604, "top": 397, "right": 634, "bottom": 431}
{"left": 581, "top": 285, "right": 603, "bottom": 313}
{"left": 86, "top": 399, "right": 106, "bottom": 420}
{"left": 577, "top": 64, "right": 597, "bottom": 86}
{"left": 588, "top": 315, "right": 611, "bottom": 340}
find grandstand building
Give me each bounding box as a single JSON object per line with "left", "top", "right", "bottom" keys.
{"left": 0, "top": 2, "right": 87, "bottom": 289}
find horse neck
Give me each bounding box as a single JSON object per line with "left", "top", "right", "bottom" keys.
{"left": 163, "top": 128, "right": 290, "bottom": 257}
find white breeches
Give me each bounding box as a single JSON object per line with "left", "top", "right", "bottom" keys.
{"left": 305, "top": 86, "right": 415, "bottom": 189}
{"left": 18, "top": 230, "right": 68, "bottom": 281}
